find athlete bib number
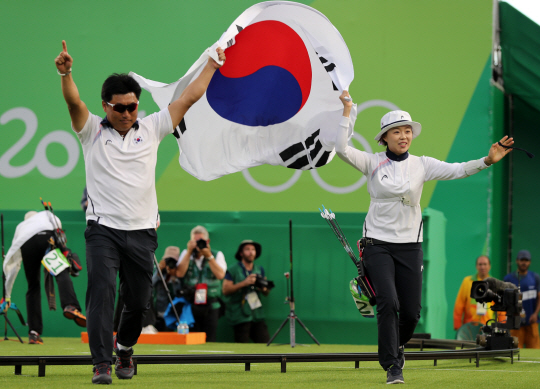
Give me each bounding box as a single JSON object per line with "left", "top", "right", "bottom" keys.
{"left": 42, "top": 248, "right": 70, "bottom": 276}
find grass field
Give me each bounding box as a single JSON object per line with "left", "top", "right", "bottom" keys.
{"left": 1, "top": 338, "right": 539, "bottom": 387}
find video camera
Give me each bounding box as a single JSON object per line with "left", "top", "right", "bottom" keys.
{"left": 470, "top": 277, "right": 522, "bottom": 350}
{"left": 254, "top": 274, "right": 275, "bottom": 290}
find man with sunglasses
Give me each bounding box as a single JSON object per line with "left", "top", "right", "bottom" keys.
{"left": 504, "top": 250, "right": 540, "bottom": 349}
{"left": 55, "top": 40, "right": 225, "bottom": 384}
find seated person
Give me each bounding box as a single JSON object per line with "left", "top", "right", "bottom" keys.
{"left": 175, "top": 226, "right": 226, "bottom": 342}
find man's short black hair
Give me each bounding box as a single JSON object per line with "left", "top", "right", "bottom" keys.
{"left": 101, "top": 73, "right": 142, "bottom": 102}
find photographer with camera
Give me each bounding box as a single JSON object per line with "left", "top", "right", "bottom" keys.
{"left": 504, "top": 250, "right": 540, "bottom": 349}
{"left": 175, "top": 226, "right": 226, "bottom": 342}
{"left": 222, "top": 240, "right": 273, "bottom": 343}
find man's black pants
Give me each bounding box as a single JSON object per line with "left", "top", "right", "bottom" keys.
{"left": 233, "top": 320, "right": 270, "bottom": 343}
{"left": 191, "top": 303, "right": 220, "bottom": 342}
{"left": 363, "top": 242, "right": 423, "bottom": 370}
{"left": 21, "top": 231, "right": 81, "bottom": 335}
{"left": 85, "top": 221, "right": 157, "bottom": 365}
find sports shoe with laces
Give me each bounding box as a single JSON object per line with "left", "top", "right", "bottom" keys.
{"left": 28, "top": 330, "right": 43, "bottom": 344}
{"left": 63, "top": 305, "right": 87, "bottom": 327}
{"left": 397, "top": 345, "right": 405, "bottom": 369}
{"left": 92, "top": 363, "right": 112, "bottom": 384}
{"left": 114, "top": 336, "right": 134, "bottom": 379}
{"left": 386, "top": 364, "right": 404, "bottom": 384}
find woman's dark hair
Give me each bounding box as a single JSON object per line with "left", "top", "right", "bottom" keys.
{"left": 101, "top": 73, "right": 142, "bottom": 102}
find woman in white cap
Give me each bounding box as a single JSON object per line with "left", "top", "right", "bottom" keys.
{"left": 335, "top": 91, "right": 513, "bottom": 384}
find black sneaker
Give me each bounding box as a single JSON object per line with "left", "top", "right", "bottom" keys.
{"left": 397, "top": 345, "right": 405, "bottom": 369}
{"left": 92, "top": 363, "right": 112, "bottom": 385}
{"left": 386, "top": 365, "right": 404, "bottom": 384}
{"left": 114, "top": 336, "right": 134, "bottom": 379}
{"left": 28, "top": 331, "right": 43, "bottom": 345}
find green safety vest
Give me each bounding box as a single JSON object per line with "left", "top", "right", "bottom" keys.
{"left": 224, "top": 261, "right": 266, "bottom": 326}
{"left": 184, "top": 250, "right": 222, "bottom": 309}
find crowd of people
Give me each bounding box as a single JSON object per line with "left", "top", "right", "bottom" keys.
{"left": 149, "top": 227, "right": 272, "bottom": 345}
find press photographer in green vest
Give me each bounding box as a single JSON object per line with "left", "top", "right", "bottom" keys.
{"left": 175, "top": 226, "right": 226, "bottom": 342}
{"left": 222, "top": 240, "right": 273, "bottom": 343}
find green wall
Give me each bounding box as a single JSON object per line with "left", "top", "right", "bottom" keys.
{"left": 429, "top": 58, "right": 495, "bottom": 338}
{"left": 1, "top": 0, "right": 493, "bottom": 213}
{"left": 507, "top": 95, "right": 540, "bottom": 276}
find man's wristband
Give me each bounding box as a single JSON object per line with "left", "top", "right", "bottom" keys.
{"left": 205, "top": 255, "right": 215, "bottom": 260}
{"left": 57, "top": 68, "right": 72, "bottom": 77}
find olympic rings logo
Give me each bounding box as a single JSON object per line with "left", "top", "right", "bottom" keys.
{"left": 242, "top": 100, "right": 400, "bottom": 194}
{"left": 0, "top": 107, "right": 80, "bottom": 179}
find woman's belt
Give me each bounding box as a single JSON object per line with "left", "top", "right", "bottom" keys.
{"left": 371, "top": 196, "right": 416, "bottom": 206}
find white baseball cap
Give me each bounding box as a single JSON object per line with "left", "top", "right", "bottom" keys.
{"left": 374, "top": 110, "right": 422, "bottom": 145}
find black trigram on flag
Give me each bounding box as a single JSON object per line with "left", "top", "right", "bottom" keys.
{"left": 317, "top": 53, "right": 338, "bottom": 91}
{"left": 279, "top": 129, "right": 331, "bottom": 170}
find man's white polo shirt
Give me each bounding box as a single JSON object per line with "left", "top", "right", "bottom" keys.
{"left": 75, "top": 109, "right": 173, "bottom": 230}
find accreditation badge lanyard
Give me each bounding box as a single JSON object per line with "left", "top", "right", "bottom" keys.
{"left": 194, "top": 257, "right": 208, "bottom": 305}
{"left": 243, "top": 266, "right": 262, "bottom": 310}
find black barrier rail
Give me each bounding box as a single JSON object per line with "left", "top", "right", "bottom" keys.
{"left": 0, "top": 339, "right": 520, "bottom": 377}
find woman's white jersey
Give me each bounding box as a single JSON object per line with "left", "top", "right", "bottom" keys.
{"left": 335, "top": 116, "right": 489, "bottom": 243}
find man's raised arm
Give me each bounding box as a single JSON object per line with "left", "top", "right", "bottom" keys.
{"left": 168, "top": 47, "right": 226, "bottom": 129}
{"left": 55, "top": 40, "right": 89, "bottom": 132}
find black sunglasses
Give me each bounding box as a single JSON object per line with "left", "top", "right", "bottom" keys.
{"left": 105, "top": 101, "right": 139, "bottom": 113}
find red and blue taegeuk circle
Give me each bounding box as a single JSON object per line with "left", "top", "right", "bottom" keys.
{"left": 207, "top": 20, "right": 312, "bottom": 127}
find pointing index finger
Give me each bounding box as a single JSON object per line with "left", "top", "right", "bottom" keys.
{"left": 62, "top": 40, "right": 67, "bottom": 53}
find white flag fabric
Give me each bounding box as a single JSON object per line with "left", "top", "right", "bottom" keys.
{"left": 130, "top": 1, "right": 357, "bottom": 181}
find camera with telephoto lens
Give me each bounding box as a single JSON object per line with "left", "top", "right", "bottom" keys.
{"left": 254, "top": 274, "right": 275, "bottom": 290}
{"left": 470, "top": 277, "right": 522, "bottom": 350}
{"left": 164, "top": 257, "right": 178, "bottom": 269}
{"left": 196, "top": 239, "right": 207, "bottom": 249}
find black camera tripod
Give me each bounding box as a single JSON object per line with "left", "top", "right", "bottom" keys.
{"left": 267, "top": 220, "right": 319, "bottom": 347}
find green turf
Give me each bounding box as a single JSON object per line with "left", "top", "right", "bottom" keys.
{"left": 1, "top": 338, "right": 539, "bottom": 387}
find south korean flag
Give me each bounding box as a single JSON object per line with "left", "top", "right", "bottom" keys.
{"left": 131, "top": 1, "right": 357, "bottom": 181}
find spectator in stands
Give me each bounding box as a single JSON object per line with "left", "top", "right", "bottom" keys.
{"left": 504, "top": 250, "right": 540, "bottom": 348}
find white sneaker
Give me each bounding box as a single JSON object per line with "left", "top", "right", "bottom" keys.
{"left": 141, "top": 325, "right": 158, "bottom": 334}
